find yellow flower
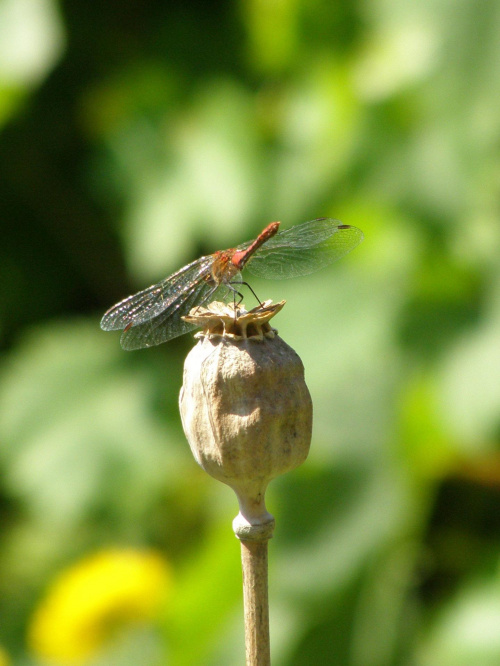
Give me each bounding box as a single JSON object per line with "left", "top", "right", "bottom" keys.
{"left": 0, "top": 646, "right": 10, "bottom": 666}
{"left": 28, "top": 549, "right": 170, "bottom": 663}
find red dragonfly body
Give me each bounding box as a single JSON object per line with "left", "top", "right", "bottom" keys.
{"left": 209, "top": 221, "right": 280, "bottom": 285}
{"left": 101, "top": 218, "right": 363, "bottom": 350}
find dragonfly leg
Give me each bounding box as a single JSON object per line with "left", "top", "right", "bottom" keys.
{"left": 193, "top": 284, "right": 219, "bottom": 315}
{"left": 226, "top": 283, "right": 246, "bottom": 313}
{"left": 230, "top": 280, "right": 263, "bottom": 307}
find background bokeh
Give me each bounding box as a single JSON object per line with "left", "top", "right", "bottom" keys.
{"left": 1, "top": 0, "right": 500, "bottom": 664}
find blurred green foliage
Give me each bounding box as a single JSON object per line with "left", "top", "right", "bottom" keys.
{"left": 1, "top": 0, "right": 500, "bottom": 664}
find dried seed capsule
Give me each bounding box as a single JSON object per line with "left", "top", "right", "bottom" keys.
{"left": 179, "top": 301, "right": 312, "bottom": 540}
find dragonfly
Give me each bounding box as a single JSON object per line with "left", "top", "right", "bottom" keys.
{"left": 101, "top": 218, "right": 363, "bottom": 350}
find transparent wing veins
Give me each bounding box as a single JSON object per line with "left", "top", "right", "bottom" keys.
{"left": 119, "top": 279, "right": 233, "bottom": 350}
{"left": 245, "top": 218, "right": 363, "bottom": 279}
{"left": 100, "top": 255, "right": 213, "bottom": 331}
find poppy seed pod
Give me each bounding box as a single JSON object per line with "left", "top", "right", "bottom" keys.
{"left": 179, "top": 301, "right": 312, "bottom": 540}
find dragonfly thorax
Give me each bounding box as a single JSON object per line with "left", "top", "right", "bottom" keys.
{"left": 210, "top": 249, "right": 241, "bottom": 285}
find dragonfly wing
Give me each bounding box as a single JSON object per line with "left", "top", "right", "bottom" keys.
{"left": 245, "top": 218, "right": 363, "bottom": 279}
{"left": 119, "top": 282, "right": 233, "bottom": 350}
{"left": 100, "top": 255, "right": 213, "bottom": 331}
